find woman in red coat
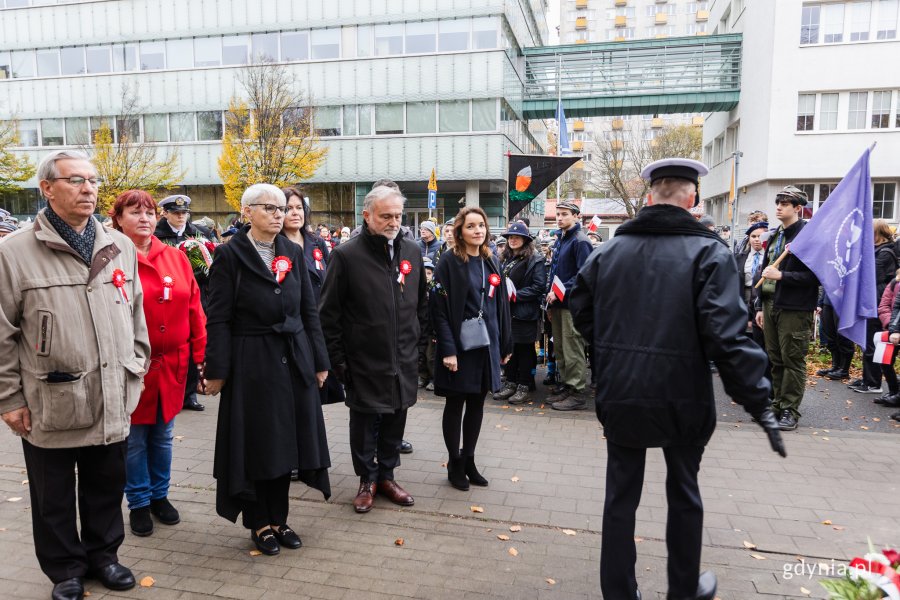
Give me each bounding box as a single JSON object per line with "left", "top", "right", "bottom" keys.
{"left": 109, "top": 190, "right": 207, "bottom": 537}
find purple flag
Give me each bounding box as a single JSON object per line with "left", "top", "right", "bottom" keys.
{"left": 790, "top": 148, "right": 875, "bottom": 348}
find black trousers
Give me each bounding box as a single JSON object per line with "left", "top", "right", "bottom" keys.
{"left": 442, "top": 393, "right": 486, "bottom": 457}
{"left": 863, "top": 317, "right": 885, "bottom": 388}
{"left": 183, "top": 358, "right": 199, "bottom": 406}
{"left": 600, "top": 441, "right": 704, "bottom": 599}
{"left": 750, "top": 322, "right": 774, "bottom": 399}
{"left": 349, "top": 408, "right": 407, "bottom": 482}
{"left": 241, "top": 474, "right": 291, "bottom": 530}
{"left": 821, "top": 304, "right": 855, "bottom": 370}
{"left": 22, "top": 439, "right": 126, "bottom": 584}
{"left": 504, "top": 342, "right": 537, "bottom": 387}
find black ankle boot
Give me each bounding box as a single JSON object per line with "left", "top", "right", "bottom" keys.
{"left": 464, "top": 456, "right": 488, "bottom": 486}
{"left": 447, "top": 457, "right": 469, "bottom": 491}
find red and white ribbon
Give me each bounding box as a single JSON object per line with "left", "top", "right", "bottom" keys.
{"left": 272, "top": 256, "right": 292, "bottom": 284}
{"left": 162, "top": 275, "right": 174, "bottom": 301}
{"left": 111, "top": 269, "right": 129, "bottom": 303}
{"left": 849, "top": 555, "right": 900, "bottom": 600}
{"left": 488, "top": 273, "right": 501, "bottom": 299}
{"left": 506, "top": 277, "right": 517, "bottom": 302}
{"left": 178, "top": 239, "right": 213, "bottom": 268}
{"left": 398, "top": 260, "right": 412, "bottom": 285}
{"left": 313, "top": 247, "right": 324, "bottom": 271}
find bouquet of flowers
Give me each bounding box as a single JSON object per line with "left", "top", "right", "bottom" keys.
{"left": 178, "top": 238, "right": 216, "bottom": 276}
{"left": 822, "top": 541, "right": 900, "bottom": 600}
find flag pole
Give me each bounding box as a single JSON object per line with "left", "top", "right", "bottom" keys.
{"left": 729, "top": 150, "right": 743, "bottom": 252}
{"left": 754, "top": 248, "right": 790, "bottom": 289}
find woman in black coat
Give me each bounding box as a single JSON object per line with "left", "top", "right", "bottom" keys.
{"left": 493, "top": 222, "right": 546, "bottom": 405}
{"left": 203, "top": 184, "right": 331, "bottom": 556}
{"left": 431, "top": 207, "right": 511, "bottom": 491}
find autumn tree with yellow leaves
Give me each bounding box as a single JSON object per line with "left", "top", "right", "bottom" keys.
{"left": 218, "top": 63, "right": 327, "bottom": 210}
{"left": 0, "top": 118, "right": 35, "bottom": 194}
{"left": 86, "top": 86, "right": 183, "bottom": 212}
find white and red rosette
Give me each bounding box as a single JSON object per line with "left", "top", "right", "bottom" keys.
{"left": 111, "top": 268, "right": 129, "bottom": 303}
{"left": 313, "top": 247, "right": 325, "bottom": 271}
{"left": 271, "top": 256, "right": 292, "bottom": 284}
{"left": 162, "top": 275, "right": 174, "bottom": 301}
{"left": 398, "top": 260, "right": 412, "bottom": 285}
{"left": 849, "top": 553, "right": 900, "bottom": 600}
{"left": 488, "top": 273, "right": 501, "bottom": 298}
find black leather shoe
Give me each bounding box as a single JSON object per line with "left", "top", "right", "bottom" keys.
{"left": 399, "top": 440, "right": 413, "bottom": 454}
{"left": 183, "top": 399, "right": 205, "bottom": 411}
{"left": 51, "top": 577, "right": 83, "bottom": 600}
{"left": 129, "top": 506, "right": 153, "bottom": 536}
{"left": 881, "top": 393, "right": 900, "bottom": 408}
{"left": 667, "top": 570, "right": 717, "bottom": 600}
{"left": 91, "top": 562, "right": 135, "bottom": 591}
{"left": 251, "top": 528, "right": 280, "bottom": 555}
{"left": 777, "top": 410, "right": 798, "bottom": 431}
{"left": 891, "top": 411, "right": 900, "bottom": 422}
{"left": 824, "top": 369, "right": 849, "bottom": 380}
{"left": 816, "top": 366, "right": 835, "bottom": 376}
{"left": 273, "top": 525, "right": 302, "bottom": 549}
{"left": 150, "top": 497, "right": 180, "bottom": 525}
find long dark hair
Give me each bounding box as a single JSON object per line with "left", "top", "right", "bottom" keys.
{"left": 451, "top": 206, "right": 492, "bottom": 263}
{"left": 282, "top": 186, "right": 312, "bottom": 235}
{"left": 500, "top": 235, "right": 534, "bottom": 263}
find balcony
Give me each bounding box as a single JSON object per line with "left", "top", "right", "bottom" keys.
{"left": 615, "top": 0, "right": 627, "bottom": 6}
{"left": 651, "top": 117, "right": 663, "bottom": 128}
{"left": 576, "top": 0, "right": 588, "bottom": 7}
{"left": 692, "top": 116, "right": 705, "bottom": 126}
{"left": 572, "top": 140, "right": 585, "bottom": 151}
{"left": 615, "top": 15, "right": 627, "bottom": 27}
{"left": 575, "top": 39, "right": 588, "bottom": 44}
{"left": 611, "top": 118, "right": 624, "bottom": 130}
{"left": 576, "top": 16, "right": 588, "bottom": 29}
{"left": 573, "top": 119, "right": 585, "bottom": 131}
{"left": 655, "top": 33, "right": 668, "bottom": 38}
{"left": 610, "top": 139, "right": 624, "bottom": 150}
{"left": 696, "top": 10, "right": 709, "bottom": 21}
{"left": 655, "top": 13, "right": 668, "bottom": 24}
{"left": 614, "top": 35, "right": 626, "bottom": 41}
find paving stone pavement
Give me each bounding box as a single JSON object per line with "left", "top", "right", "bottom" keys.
{"left": 0, "top": 382, "right": 897, "bottom": 599}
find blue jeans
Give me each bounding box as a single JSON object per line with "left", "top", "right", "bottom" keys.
{"left": 125, "top": 408, "right": 175, "bottom": 511}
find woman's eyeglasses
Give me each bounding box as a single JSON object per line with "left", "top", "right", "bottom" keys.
{"left": 249, "top": 203, "right": 287, "bottom": 214}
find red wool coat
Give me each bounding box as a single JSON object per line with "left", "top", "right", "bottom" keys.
{"left": 132, "top": 236, "right": 207, "bottom": 424}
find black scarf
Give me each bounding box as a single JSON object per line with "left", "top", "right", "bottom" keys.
{"left": 45, "top": 205, "right": 96, "bottom": 265}
{"left": 615, "top": 204, "right": 725, "bottom": 245}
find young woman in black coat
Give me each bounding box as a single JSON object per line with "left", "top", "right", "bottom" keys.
{"left": 494, "top": 222, "right": 546, "bottom": 404}
{"left": 431, "top": 207, "right": 512, "bottom": 490}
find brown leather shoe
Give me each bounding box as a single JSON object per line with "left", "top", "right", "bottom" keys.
{"left": 377, "top": 479, "right": 415, "bottom": 506}
{"left": 353, "top": 479, "right": 376, "bottom": 513}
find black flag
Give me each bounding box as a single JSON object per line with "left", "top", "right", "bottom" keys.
{"left": 508, "top": 154, "right": 581, "bottom": 218}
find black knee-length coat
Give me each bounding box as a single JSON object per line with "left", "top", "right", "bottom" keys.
{"left": 205, "top": 227, "right": 331, "bottom": 523}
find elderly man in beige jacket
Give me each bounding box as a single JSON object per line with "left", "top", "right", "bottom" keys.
{"left": 0, "top": 150, "right": 150, "bottom": 600}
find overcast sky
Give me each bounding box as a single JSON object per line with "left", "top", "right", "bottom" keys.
{"left": 547, "top": 0, "right": 560, "bottom": 44}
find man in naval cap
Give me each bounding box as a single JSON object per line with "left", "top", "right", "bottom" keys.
{"left": 569, "top": 158, "right": 786, "bottom": 600}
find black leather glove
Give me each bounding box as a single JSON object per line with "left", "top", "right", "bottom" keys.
{"left": 334, "top": 363, "right": 350, "bottom": 388}
{"left": 752, "top": 408, "right": 787, "bottom": 458}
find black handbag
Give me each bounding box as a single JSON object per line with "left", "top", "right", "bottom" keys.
{"left": 459, "top": 261, "right": 490, "bottom": 351}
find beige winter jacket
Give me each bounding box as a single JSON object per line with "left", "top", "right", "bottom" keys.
{"left": 0, "top": 210, "right": 150, "bottom": 448}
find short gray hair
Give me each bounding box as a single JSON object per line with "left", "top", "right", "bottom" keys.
{"left": 241, "top": 183, "right": 286, "bottom": 208}
{"left": 37, "top": 150, "right": 92, "bottom": 182}
{"left": 364, "top": 185, "right": 405, "bottom": 213}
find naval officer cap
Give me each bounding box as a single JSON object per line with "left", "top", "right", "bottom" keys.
{"left": 159, "top": 194, "right": 192, "bottom": 212}
{"left": 641, "top": 158, "right": 709, "bottom": 207}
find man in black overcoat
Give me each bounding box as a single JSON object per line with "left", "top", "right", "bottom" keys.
{"left": 319, "top": 185, "right": 427, "bottom": 513}
{"left": 569, "top": 158, "right": 787, "bottom": 600}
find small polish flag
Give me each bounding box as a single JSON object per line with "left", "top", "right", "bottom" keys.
{"left": 507, "top": 277, "right": 517, "bottom": 302}
{"left": 588, "top": 215, "right": 602, "bottom": 233}
{"left": 874, "top": 331, "right": 891, "bottom": 344}
{"left": 873, "top": 331, "right": 894, "bottom": 364}
{"left": 551, "top": 275, "right": 566, "bottom": 301}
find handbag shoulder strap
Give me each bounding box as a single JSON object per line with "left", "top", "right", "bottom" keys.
{"left": 477, "top": 259, "right": 485, "bottom": 318}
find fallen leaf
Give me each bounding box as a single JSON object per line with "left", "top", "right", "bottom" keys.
{"left": 486, "top": 528, "right": 492, "bottom": 532}
{"left": 510, "top": 525, "right": 522, "bottom": 532}
{"left": 0, "top": 528, "right": 6, "bottom": 531}
{"left": 441, "top": 462, "right": 447, "bottom": 468}
{"left": 537, "top": 412, "right": 544, "bottom": 415}
{"left": 514, "top": 407, "right": 524, "bottom": 412}
{"left": 832, "top": 526, "right": 845, "bottom": 531}
{"left": 823, "top": 429, "right": 830, "bottom": 432}
{"left": 873, "top": 417, "right": 881, "bottom": 422}
{"left": 501, "top": 405, "right": 510, "bottom": 409}
{"left": 84, "top": 592, "right": 91, "bottom": 597}
{"left": 812, "top": 431, "right": 819, "bottom": 435}
{"left": 7, "top": 497, "right": 21, "bottom": 502}
{"left": 495, "top": 424, "right": 502, "bottom": 429}
{"left": 511, "top": 476, "right": 520, "bottom": 483}
{"left": 860, "top": 426, "right": 870, "bottom": 430}
{"left": 508, "top": 547, "right": 518, "bottom": 556}
{"left": 750, "top": 553, "right": 767, "bottom": 560}
{"left": 249, "top": 550, "right": 262, "bottom": 556}
{"left": 140, "top": 576, "right": 155, "bottom": 588}
{"left": 742, "top": 540, "right": 757, "bottom": 549}
{"left": 21, "top": 480, "right": 28, "bottom": 485}
{"left": 497, "top": 534, "right": 510, "bottom": 541}
{"left": 822, "top": 437, "right": 830, "bottom": 441}
{"left": 634, "top": 536, "right": 644, "bottom": 543}
{"left": 394, "top": 538, "right": 404, "bottom": 546}
{"left": 821, "top": 520, "right": 832, "bottom": 525}
{"left": 502, "top": 427, "right": 510, "bottom": 431}
{"left": 842, "top": 416, "right": 850, "bottom": 420}
{"left": 733, "top": 424, "right": 741, "bottom": 428}
{"left": 545, "top": 578, "right": 556, "bottom": 585}
{"left": 562, "top": 529, "right": 577, "bottom": 536}
{"left": 801, "top": 586, "right": 811, "bottom": 596}
{"left": 174, "top": 435, "right": 184, "bottom": 440}
{"left": 470, "top": 506, "right": 484, "bottom": 513}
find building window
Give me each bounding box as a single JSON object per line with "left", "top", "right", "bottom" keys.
{"left": 139, "top": 41, "right": 165, "bottom": 70}
{"left": 343, "top": 106, "right": 357, "bottom": 136}
{"left": 90, "top": 116, "right": 113, "bottom": 142}
{"left": 59, "top": 47, "right": 84, "bottom": 75}
{"left": 472, "top": 99, "right": 496, "bottom": 131}
{"left": 439, "top": 100, "right": 469, "bottom": 132}
{"left": 313, "top": 106, "right": 341, "bottom": 136}
{"left": 819, "top": 183, "right": 838, "bottom": 204}
{"left": 402, "top": 102, "right": 433, "bottom": 134}
{"left": 713, "top": 134, "right": 724, "bottom": 164}
{"left": 280, "top": 31, "right": 308, "bottom": 61}
{"left": 820, "top": 93, "right": 839, "bottom": 130}
{"left": 85, "top": 46, "right": 111, "bottom": 73}
{"left": 10, "top": 50, "right": 34, "bottom": 78}
{"left": 872, "top": 90, "right": 892, "bottom": 128}
{"left": 112, "top": 44, "right": 138, "bottom": 72}
{"left": 848, "top": 91, "right": 868, "bottom": 129}
{"left": 65, "top": 118, "right": 89, "bottom": 145}
{"left": 310, "top": 28, "right": 340, "bottom": 59}
{"left": 36, "top": 48, "right": 60, "bottom": 77}
{"left": 358, "top": 105, "right": 373, "bottom": 135}
{"left": 116, "top": 117, "right": 140, "bottom": 142}
{"left": 405, "top": 21, "right": 437, "bottom": 54}
{"left": 823, "top": 3, "right": 845, "bottom": 43}
{"left": 192, "top": 37, "right": 221, "bottom": 67}
{"left": 877, "top": 0, "right": 899, "bottom": 38}
{"left": 439, "top": 19, "right": 470, "bottom": 51}
{"left": 797, "top": 94, "right": 816, "bottom": 130}
{"left": 282, "top": 107, "right": 309, "bottom": 134}
{"left": 166, "top": 39, "right": 193, "bottom": 69}
{"left": 169, "top": 113, "right": 196, "bottom": 142}
{"left": 356, "top": 26, "right": 373, "bottom": 57}
{"left": 17, "top": 120, "right": 39, "bottom": 146}
{"left": 374, "top": 104, "right": 404, "bottom": 135}
{"left": 143, "top": 114, "right": 168, "bottom": 142}
{"left": 873, "top": 183, "right": 896, "bottom": 219}
{"left": 41, "top": 119, "right": 64, "bottom": 145}
{"left": 472, "top": 16, "right": 498, "bottom": 49}
{"left": 375, "top": 23, "right": 404, "bottom": 56}
{"left": 222, "top": 35, "right": 249, "bottom": 66}
{"left": 197, "top": 111, "right": 223, "bottom": 141}
{"left": 251, "top": 32, "right": 279, "bottom": 63}
{"left": 849, "top": 1, "right": 872, "bottom": 40}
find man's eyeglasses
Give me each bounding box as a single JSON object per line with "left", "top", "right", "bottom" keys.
{"left": 249, "top": 203, "right": 287, "bottom": 215}
{"left": 53, "top": 176, "right": 103, "bottom": 187}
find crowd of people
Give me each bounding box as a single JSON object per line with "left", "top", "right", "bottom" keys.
{"left": 0, "top": 147, "right": 890, "bottom": 600}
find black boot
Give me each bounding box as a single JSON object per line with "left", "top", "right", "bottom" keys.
{"left": 464, "top": 455, "right": 488, "bottom": 487}
{"left": 447, "top": 456, "right": 469, "bottom": 491}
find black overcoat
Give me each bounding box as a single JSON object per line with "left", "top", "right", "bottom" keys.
{"left": 205, "top": 227, "right": 331, "bottom": 523}
{"left": 503, "top": 252, "right": 546, "bottom": 343}
{"left": 430, "top": 251, "right": 512, "bottom": 396}
{"left": 319, "top": 223, "right": 427, "bottom": 413}
{"left": 569, "top": 204, "right": 771, "bottom": 449}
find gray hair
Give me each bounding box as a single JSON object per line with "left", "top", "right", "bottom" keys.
{"left": 371, "top": 178, "right": 400, "bottom": 192}
{"left": 363, "top": 185, "right": 405, "bottom": 213}
{"left": 37, "top": 149, "right": 92, "bottom": 182}
{"left": 241, "top": 183, "right": 286, "bottom": 208}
